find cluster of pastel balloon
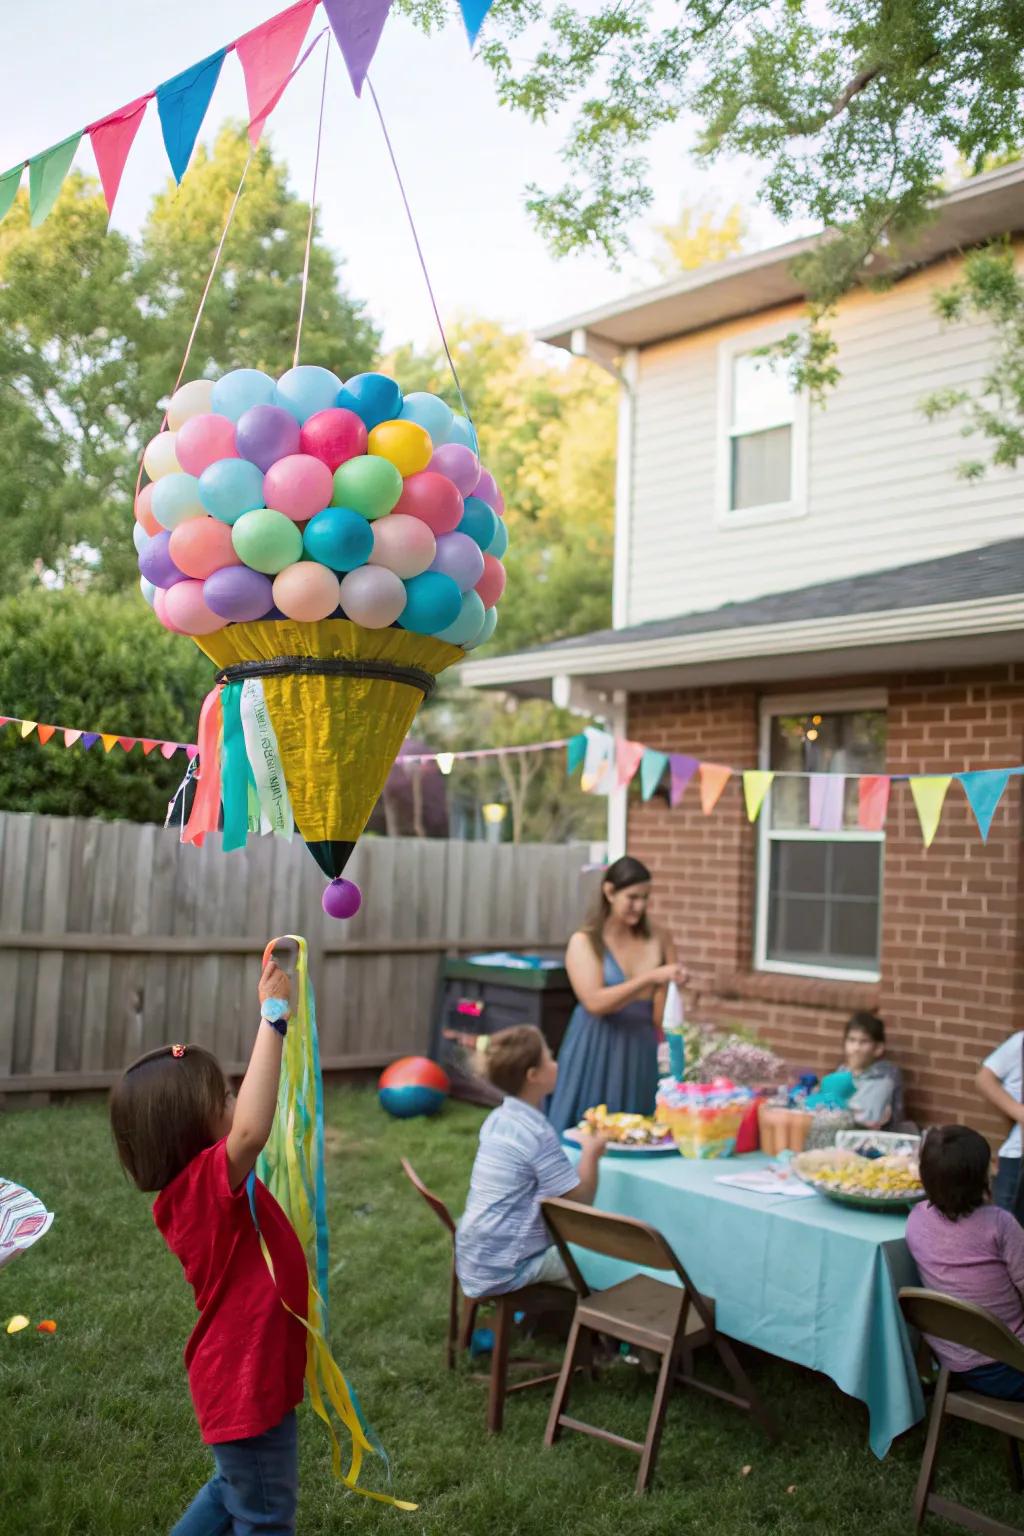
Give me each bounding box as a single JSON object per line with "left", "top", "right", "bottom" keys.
{"left": 134, "top": 366, "right": 508, "bottom": 648}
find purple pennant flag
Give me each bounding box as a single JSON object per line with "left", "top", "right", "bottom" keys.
{"left": 669, "top": 754, "right": 699, "bottom": 809}
{"left": 809, "top": 772, "right": 845, "bottom": 832}
{"left": 322, "top": 0, "right": 395, "bottom": 96}
{"left": 81, "top": 733, "right": 100, "bottom": 750}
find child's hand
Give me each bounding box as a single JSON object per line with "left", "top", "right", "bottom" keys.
{"left": 579, "top": 1129, "right": 608, "bottom": 1158}
{"left": 259, "top": 959, "right": 291, "bottom": 1006}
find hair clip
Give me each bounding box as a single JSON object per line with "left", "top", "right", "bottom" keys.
{"left": 171, "top": 1044, "right": 186, "bottom": 1059}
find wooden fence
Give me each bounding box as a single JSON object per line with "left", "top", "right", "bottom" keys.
{"left": 0, "top": 812, "right": 593, "bottom": 1096}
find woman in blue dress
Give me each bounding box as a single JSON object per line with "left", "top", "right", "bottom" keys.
{"left": 548, "top": 856, "right": 686, "bottom": 1135}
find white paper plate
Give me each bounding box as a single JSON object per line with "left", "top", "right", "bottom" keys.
{"left": 562, "top": 1128, "right": 678, "bottom": 1156}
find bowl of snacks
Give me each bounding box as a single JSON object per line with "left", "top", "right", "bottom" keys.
{"left": 564, "top": 1105, "right": 676, "bottom": 1155}
{"left": 792, "top": 1147, "right": 925, "bottom": 1210}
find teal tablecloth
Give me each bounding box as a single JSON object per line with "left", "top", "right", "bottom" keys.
{"left": 568, "top": 1150, "right": 924, "bottom": 1458}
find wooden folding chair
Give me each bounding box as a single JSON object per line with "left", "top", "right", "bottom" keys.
{"left": 400, "top": 1158, "right": 574, "bottom": 1431}
{"left": 540, "top": 1197, "right": 775, "bottom": 1494}
{"left": 900, "top": 1287, "right": 1024, "bottom": 1535}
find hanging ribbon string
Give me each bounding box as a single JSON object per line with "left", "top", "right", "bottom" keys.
{"left": 294, "top": 32, "right": 331, "bottom": 367}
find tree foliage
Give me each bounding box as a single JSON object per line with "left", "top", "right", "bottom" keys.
{"left": 652, "top": 201, "right": 747, "bottom": 277}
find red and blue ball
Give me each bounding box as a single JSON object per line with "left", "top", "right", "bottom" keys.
{"left": 378, "top": 1056, "right": 449, "bottom": 1119}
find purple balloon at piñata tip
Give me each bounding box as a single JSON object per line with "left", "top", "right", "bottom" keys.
{"left": 138, "top": 530, "right": 187, "bottom": 589}
{"left": 322, "top": 878, "right": 362, "bottom": 919}
{"left": 429, "top": 531, "right": 486, "bottom": 593}
{"left": 203, "top": 565, "right": 275, "bottom": 622}
{"left": 235, "top": 404, "right": 301, "bottom": 473}
{"left": 429, "top": 442, "right": 480, "bottom": 497}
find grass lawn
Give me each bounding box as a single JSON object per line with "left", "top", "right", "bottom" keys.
{"left": 2, "top": 1087, "right": 1021, "bottom": 1535}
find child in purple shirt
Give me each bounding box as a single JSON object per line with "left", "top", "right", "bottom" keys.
{"left": 906, "top": 1124, "right": 1024, "bottom": 1400}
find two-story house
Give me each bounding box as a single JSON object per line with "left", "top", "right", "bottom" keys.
{"left": 463, "top": 160, "right": 1024, "bottom": 1133}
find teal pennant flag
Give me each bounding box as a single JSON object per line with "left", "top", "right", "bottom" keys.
{"left": 958, "top": 769, "right": 1012, "bottom": 841}
{"left": 639, "top": 749, "right": 669, "bottom": 800}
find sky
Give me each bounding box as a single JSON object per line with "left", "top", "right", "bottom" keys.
{"left": 0, "top": 0, "right": 797, "bottom": 352}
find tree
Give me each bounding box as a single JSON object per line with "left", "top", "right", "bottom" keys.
{"left": 652, "top": 202, "right": 747, "bottom": 277}
{"left": 0, "top": 591, "right": 213, "bottom": 823}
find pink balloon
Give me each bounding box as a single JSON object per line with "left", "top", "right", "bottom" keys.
{"left": 393, "top": 471, "right": 463, "bottom": 535}
{"left": 368, "top": 514, "right": 436, "bottom": 579}
{"left": 175, "top": 413, "right": 238, "bottom": 477}
{"left": 163, "top": 580, "right": 227, "bottom": 635}
{"left": 429, "top": 443, "right": 480, "bottom": 497}
{"left": 263, "top": 453, "right": 334, "bottom": 522}
{"left": 272, "top": 562, "right": 341, "bottom": 623}
{"left": 153, "top": 587, "right": 182, "bottom": 633}
{"left": 169, "top": 517, "right": 241, "bottom": 580}
{"left": 472, "top": 468, "right": 502, "bottom": 512}
{"left": 339, "top": 565, "right": 407, "bottom": 629}
{"left": 475, "top": 554, "right": 507, "bottom": 609}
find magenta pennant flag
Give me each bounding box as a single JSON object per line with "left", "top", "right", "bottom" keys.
{"left": 237, "top": 0, "right": 317, "bottom": 145}
{"left": 669, "top": 754, "right": 699, "bottom": 808}
{"left": 322, "top": 0, "right": 394, "bottom": 95}
{"left": 89, "top": 96, "right": 149, "bottom": 215}
{"left": 809, "top": 773, "right": 845, "bottom": 832}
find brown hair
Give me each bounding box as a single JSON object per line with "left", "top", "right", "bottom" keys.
{"left": 483, "top": 1026, "right": 546, "bottom": 1098}
{"left": 581, "top": 854, "right": 652, "bottom": 959}
{"left": 110, "top": 1045, "right": 229, "bottom": 1191}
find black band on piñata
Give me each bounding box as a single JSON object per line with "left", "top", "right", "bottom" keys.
{"left": 214, "top": 656, "right": 437, "bottom": 698}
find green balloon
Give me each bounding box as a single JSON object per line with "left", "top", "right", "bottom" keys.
{"left": 231, "top": 508, "right": 303, "bottom": 574}
{"left": 331, "top": 455, "right": 403, "bottom": 520}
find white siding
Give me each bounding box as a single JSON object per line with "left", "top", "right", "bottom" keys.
{"left": 625, "top": 255, "right": 1024, "bottom": 625}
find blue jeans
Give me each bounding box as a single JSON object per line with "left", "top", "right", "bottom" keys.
{"left": 952, "top": 1360, "right": 1024, "bottom": 1401}
{"left": 171, "top": 1411, "right": 298, "bottom": 1535}
{"left": 993, "top": 1156, "right": 1021, "bottom": 1213}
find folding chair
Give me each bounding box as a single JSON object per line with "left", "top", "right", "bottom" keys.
{"left": 541, "top": 1196, "right": 775, "bottom": 1494}
{"left": 900, "top": 1287, "right": 1024, "bottom": 1535}
{"left": 400, "top": 1158, "right": 574, "bottom": 1431}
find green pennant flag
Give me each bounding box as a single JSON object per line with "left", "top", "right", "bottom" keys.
{"left": 0, "top": 165, "right": 23, "bottom": 225}
{"left": 29, "top": 132, "right": 82, "bottom": 227}
{"left": 566, "top": 734, "right": 587, "bottom": 775}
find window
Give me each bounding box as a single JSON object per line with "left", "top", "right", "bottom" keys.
{"left": 716, "top": 332, "right": 808, "bottom": 525}
{"left": 755, "top": 695, "right": 887, "bottom": 981}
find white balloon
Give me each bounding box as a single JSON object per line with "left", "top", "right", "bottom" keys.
{"left": 139, "top": 576, "right": 157, "bottom": 607}
{"left": 133, "top": 522, "right": 148, "bottom": 554}
{"left": 143, "top": 430, "right": 181, "bottom": 481}
{"left": 167, "top": 378, "right": 215, "bottom": 431}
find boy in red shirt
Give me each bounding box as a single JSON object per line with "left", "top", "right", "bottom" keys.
{"left": 111, "top": 955, "right": 307, "bottom": 1534}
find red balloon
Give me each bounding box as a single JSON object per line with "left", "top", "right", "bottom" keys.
{"left": 394, "top": 471, "right": 463, "bottom": 535}
{"left": 475, "top": 554, "right": 507, "bottom": 608}
{"left": 299, "top": 408, "right": 368, "bottom": 470}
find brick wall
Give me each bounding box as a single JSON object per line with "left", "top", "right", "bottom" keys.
{"left": 627, "top": 663, "right": 1024, "bottom": 1140}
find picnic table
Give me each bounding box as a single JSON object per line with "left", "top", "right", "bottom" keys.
{"left": 567, "top": 1149, "right": 924, "bottom": 1457}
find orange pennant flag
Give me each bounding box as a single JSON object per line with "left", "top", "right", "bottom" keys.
{"left": 63, "top": 729, "right": 83, "bottom": 748}
{"left": 117, "top": 737, "right": 136, "bottom": 753}
{"left": 20, "top": 721, "right": 37, "bottom": 739}
{"left": 141, "top": 739, "right": 158, "bottom": 755}
{"left": 101, "top": 734, "right": 118, "bottom": 753}
{"left": 36, "top": 725, "right": 56, "bottom": 745}
{"left": 699, "top": 763, "right": 733, "bottom": 815}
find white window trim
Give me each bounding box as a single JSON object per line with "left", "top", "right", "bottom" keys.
{"left": 754, "top": 689, "right": 886, "bottom": 984}
{"left": 715, "top": 324, "right": 809, "bottom": 529}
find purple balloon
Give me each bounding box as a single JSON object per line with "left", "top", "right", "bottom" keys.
{"left": 235, "top": 405, "right": 301, "bottom": 473}
{"left": 203, "top": 565, "right": 274, "bottom": 622}
{"left": 429, "top": 442, "right": 481, "bottom": 497}
{"left": 429, "top": 531, "right": 485, "bottom": 593}
{"left": 322, "top": 878, "right": 362, "bottom": 919}
{"left": 138, "top": 530, "right": 186, "bottom": 589}
{"left": 472, "top": 468, "right": 501, "bottom": 511}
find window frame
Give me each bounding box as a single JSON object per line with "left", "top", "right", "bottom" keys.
{"left": 715, "top": 325, "right": 809, "bottom": 528}
{"left": 754, "top": 689, "right": 887, "bottom": 984}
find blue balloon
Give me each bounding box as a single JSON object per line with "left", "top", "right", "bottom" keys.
{"left": 336, "top": 372, "right": 403, "bottom": 430}
{"left": 445, "top": 412, "right": 479, "bottom": 453}
{"left": 400, "top": 391, "right": 454, "bottom": 442}
{"left": 399, "top": 572, "right": 462, "bottom": 635}
{"left": 140, "top": 576, "right": 157, "bottom": 607}
{"left": 275, "top": 365, "right": 343, "bottom": 424}
{"left": 198, "top": 458, "right": 267, "bottom": 524}
{"left": 303, "top": 506, "right": 375, "bottom": 571}
{"left": 465, "top": 606, "right": 497, "bottom": 651}
{"left": 211, "top": 368, "right": 276, "bottom": 422}
{"left": 458, "top": 496, "right": 498, "bottom": 549}
{"left": 434, "top": 589, "right": 485, "bottom": 646}
{"left": 486, "top": 518, "right": 509, "bottom": 559}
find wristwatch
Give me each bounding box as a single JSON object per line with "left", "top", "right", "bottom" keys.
{"left": 260, "top": 998, "right": 290, "bottom": 1035}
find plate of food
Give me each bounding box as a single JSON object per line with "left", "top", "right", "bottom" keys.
{"left": 564, "top": 1105, "right": 677, "bottom": 1155}
{"left": 792, "top": 1147, "right": 925, "bottom": 1210}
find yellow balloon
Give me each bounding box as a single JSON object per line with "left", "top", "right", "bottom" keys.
{"left": 367, "top": 419, "right": 432, "bottom": 478}
{"left": 6, "top": 1315, "right": 29, "bottom": 1335}
{"left": 143, "top": 430, "right": 181, "bottom": 481}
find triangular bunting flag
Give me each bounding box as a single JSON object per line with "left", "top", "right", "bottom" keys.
{"left": 458, "top": 0, "right": 494, "bottom": 46}
{"left": 157, "top": 49, "right": 227, "bottom": 183}
{"left": 81, "top": 733, "right": 99, "bottom": 750}
{"left": 186, "top": 745, "right": 199, "bottom": 761}
{"left": 160, "top": 742, "right": 179, "bottom": 759}
{"left": 141, "top": 739, "right": 159, "bottom": 756}
{"left": 29, "top": 132, "right": 82, "bottom": 227}
{"left": 809, "top": 772, "right": 845, "bottom": 832}
{"left": 63, "top": 729, "right": 82, "bottom": 748}
{"left": 910, "top": 775, "right": 952, "bottom": 849}
{"left": 0, "top": 165, "right": 23, "bottom": 225}
{"left": 639, "top": 749, "right": 669, "bottom": 801}
{"left": 238, "top": 0, "right": 317, "bottom": 144}
{"left": 0, "top": 719, "right": 10, "bottom": 729}
{"left": 700, "top": 763, "right": 732, "bottom": 815}
{"left": 742, "top": 770, "right": 774, "bottom": 823}
{"left": 615, "top": 739, "right": 645, "bottom": 788}
{"left": 89, "top": 96, "right": 149, "bottom": 215}
{"left": 117, "top": 737, "right": 136, "bottom": 753}
{"left": 322, "top": 0, "right": 394, "bottom": 96}
{"left": 566, "top": 734, "right": 586, "bottom": 775}
{"left": 101, "top": 734, "right": 118, "bottom": 753}
{"left": 580, "top": 728, "right": 614, "bottom": 796}
{"left": 958, "top": 769, "right": 1012, "bottom": 842}
{"left": 669, "top": 753, "right": 699, "bottom": 808}
{"left": 36, "top": 725, "right": 56, "bottom": 745}
{"left": 858, "top": 775, "right": 891, "bottom": 831}
{"left": 20, "top": 721, "right": 37, "bottom": 739}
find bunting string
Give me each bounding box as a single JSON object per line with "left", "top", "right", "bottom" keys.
{"left": 294, "top": 32, "right": 332, "bottom": 368}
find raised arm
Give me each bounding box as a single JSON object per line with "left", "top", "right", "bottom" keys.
{"left": 565, "top": 931, "right": 684, "bottom": 1018}
{"left": 226, "top": 959, "right": 292, "bottom": 1191}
